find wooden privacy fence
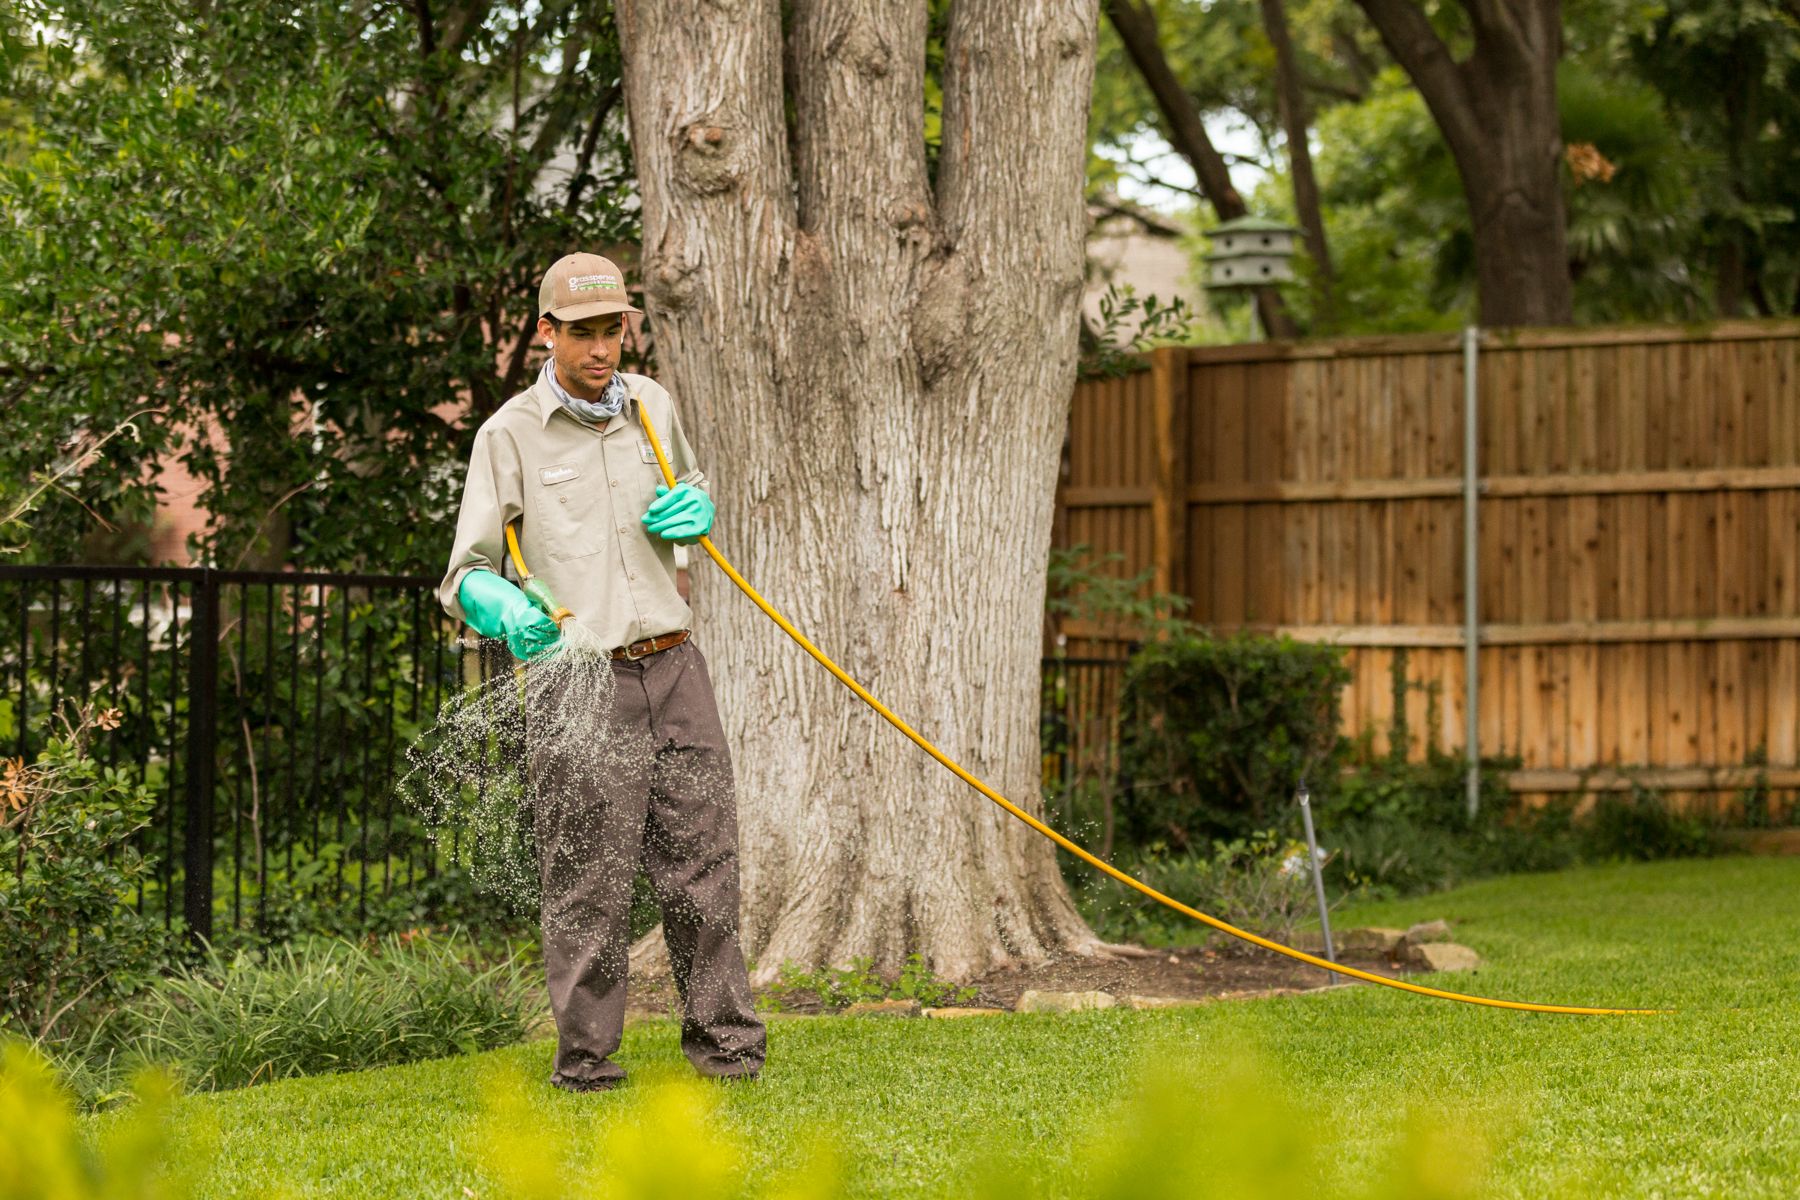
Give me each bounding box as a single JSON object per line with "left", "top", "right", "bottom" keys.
{"left": 1051, "top": 319, "right": 1800, "bottom": 816}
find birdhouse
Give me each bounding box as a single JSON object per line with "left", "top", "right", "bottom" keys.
{"left": 1204, "top": 217, "right": 1300, "bottom": 287}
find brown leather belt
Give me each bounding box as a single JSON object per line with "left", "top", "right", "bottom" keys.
{"left": 609, "top": 628, "right": 690, "bottom": 661}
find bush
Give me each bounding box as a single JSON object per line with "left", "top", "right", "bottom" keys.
{"left": 1316, "top": 744, "right": 1579, "bottom": 898}
{"left": 1579, "top": 787, "right": 1719, "bottom": 862}
{"left": 0, "top": 1041, "right": 202, "bottom": 1200}
{"left": 123, "top": 929, "right": 535, "bottom": 1091}
{"left": 1073, "top": 831, "right": 1330, "bottom": 950}
{"left": 761, "top": 954, "right": 978, "bottom": 1012}
{"left": 1118, "top": 633, "right": 1350, "bottom": 846}
{"left": 0, "top": 703, "right": 169, "bottom": 1042}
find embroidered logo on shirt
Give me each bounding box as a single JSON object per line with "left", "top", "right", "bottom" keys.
{"left": 638, "top": 440, "right": 658, "bottom": 465}
{"left": 539, "top": 463, "right": 580, "bottom": 486}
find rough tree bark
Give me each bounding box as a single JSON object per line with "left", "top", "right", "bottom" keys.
{"left": 1352, "top": 0, "right": 1573, "bottom": 326}
{"left": 1104, "top": 0, "right": 1299, "bottom": 338}
{"left": 616, "top": 0, "right": 1133, "bottom": 981}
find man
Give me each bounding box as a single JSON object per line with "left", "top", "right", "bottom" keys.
{"left": 437, "top": 252, "right": 766, "bottom": 1091}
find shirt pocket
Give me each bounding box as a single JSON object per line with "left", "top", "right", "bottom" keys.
{"left": 530, "top": 461, "right": 608, "bottom": 562}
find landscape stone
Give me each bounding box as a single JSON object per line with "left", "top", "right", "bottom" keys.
{"left": 1121, "top": 995, "right": 1205, "bottom": 1010}
{"left": 1340, "top": 927, "right": 1406, "bottom": 954}
{"left": 1014, "top": 989, "right": 1118, "bottom": 1014}
{"left": 841, "top": 998, "right": 922, "bottom": 1018}
{"left": 1407, "top": 942, "right": 1482, "bottom": 972}
{"left": 1403, "top": 919, "right": 1454, "bottom": 945}
{"left": 921, "top": 1006, "right": 1008, "bottom": 1019}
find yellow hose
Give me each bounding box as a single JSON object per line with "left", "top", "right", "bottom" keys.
{"left": 621, "top": 408, "right": 1662, "bottom": 1017}
{"left": 505, "top": 523, "right": 573, "bottom": 624}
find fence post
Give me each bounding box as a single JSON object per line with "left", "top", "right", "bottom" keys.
{"left": 1462, "top": 326, "right": 1482, "bottom": 818}
{"left": 1149, "top": 347, "right": 1191, "bottom": 602}
{"left": 183, "top": 568, "right": 218, "bottom": 944}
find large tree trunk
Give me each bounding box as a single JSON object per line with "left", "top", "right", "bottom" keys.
{"left": 1354, "top": 0, "right": 1573, "bottom": 326}
{"left": 616, "top": 0, "right": 1120, "bottom": 981}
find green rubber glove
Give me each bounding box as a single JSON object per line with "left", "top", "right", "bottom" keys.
{"left": 458, "top": 569, "right": 561, "bottom": 660}
{"left": 641, "top": 482, "right": 714, "bottom": 545}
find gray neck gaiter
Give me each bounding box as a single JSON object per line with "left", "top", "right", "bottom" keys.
{"left": 542, "top": 359, "right": 627, "bottom": 424}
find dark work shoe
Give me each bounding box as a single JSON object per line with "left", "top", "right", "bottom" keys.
{"left": 551, "top": 1074, "right": 624, "bottom": 1094}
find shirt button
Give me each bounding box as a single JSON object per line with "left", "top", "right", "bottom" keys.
{"left": 610, "top": 480, "right": 618, "bottom": 488}
{"left": 618, "top": 525, "right": 628, "bottom": 534}
{"left": 629, "top": 572, "right": 637, "bottom": 580}
{"left": 559, "top": 496, "right": 568, "bottom": 504}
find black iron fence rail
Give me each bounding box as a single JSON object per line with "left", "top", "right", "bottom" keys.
{"left": 0, "top": 564, "right": 506, "bottom": 944}
{"left": 4, "top": 562, "right": 1129, "bottom": 945}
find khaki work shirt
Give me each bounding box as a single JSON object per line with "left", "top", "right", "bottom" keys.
{"left": 437, "top": 371, "right": 707, "bottom": 651}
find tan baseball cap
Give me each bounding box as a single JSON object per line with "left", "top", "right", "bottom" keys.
{"left": 539, "top": 253, "right": 642, "bottom": 321}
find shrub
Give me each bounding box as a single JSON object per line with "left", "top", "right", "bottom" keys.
{"left": 1073, "top": 831, "right": 1330, "bottom": 950}
{"left": 0, "top": 1041, "right": 204, "bottom": 1200}
{"left": 1316, "top": 743, "right": 1577, "bottom": 898}
{"left": 0, "top": 703, "right": 169, "bottom": 1042}
{"left": 124, "top": 929, "right": 535, "bottom": 1091}
{"left": 1118, "top": 633, "right": 1350, "bottom": 846}
{"left": 761, "top": 954, "right": 977, "bottom": 1012}
{"left": 1579, "top": 787, "right": 1719, "bottom": 862}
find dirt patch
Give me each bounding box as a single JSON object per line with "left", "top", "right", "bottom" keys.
{"left": 961, "top": 944, "right": 1411, "bottom": 1010}
{"left": 622, "top": 944, "right": 1415, "bottom": 1020}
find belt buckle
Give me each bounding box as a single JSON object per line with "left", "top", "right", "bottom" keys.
{"left": 622, "top": 635, "right": 655, "bottom": 661}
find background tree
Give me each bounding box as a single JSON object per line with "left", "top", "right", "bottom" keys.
{"left": 0, "top": 1, "right": 636, "bottom": 569}
{"left": 1623, "top": 0, "right": 1800, "bottom": 316}
{"left": 1103, "top": 0, "right": 1301, "bottom": 335}
{"left": 616, "top": 0, "right": 1125, "bottom": 979}
{"left": 1349, "top": 0, "right": 1574, "bottom": 326}
{"left": 1259, "top": 0, "right": 1337, "bottom": 325}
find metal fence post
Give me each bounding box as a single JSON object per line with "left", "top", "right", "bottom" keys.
{"left": 1297, "top": 781, "right": 1335, "bottom": 963}
{"left": 1462, "top": 325, "right": 1482, "bottom": 818}
{"left": 183, "top": 569, "right": 218, "bottom": 944}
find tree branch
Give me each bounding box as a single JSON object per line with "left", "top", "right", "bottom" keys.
{"left": 440, "top": 0, "right": 496, "bottom": 62}
{"left": 1463, "top": 0, "right": 1526, "bottom": 50}
{"left": 1103, "top": 0, "right": 1244, "bottom": 217}
{"left": 564, "top": 83, "right": 623, "bottom": 213}
{"left": 1302, "top": 72, "right": 1365, "bottom": 104}
{"left": 1351, "top": 0, "right": 1480, "bottom": 150}
{"left": 411, "top": 0, "right": 436, "bottom": 59}
{"left": 1090, "top": 191, "right": 1187, "bottom": 238}
{"left": 1105, "top": 0, "right": 1298, "bottom": 337}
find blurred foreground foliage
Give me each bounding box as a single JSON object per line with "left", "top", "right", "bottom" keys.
{"left": 1, "top": 1035, "right": 1537, "bottom": 1199}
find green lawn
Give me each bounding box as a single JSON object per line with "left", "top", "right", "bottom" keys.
{"left": 111, "top": 857, "right": 1800, "bottom": 1198}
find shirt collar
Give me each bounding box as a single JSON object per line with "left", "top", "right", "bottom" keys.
{"left": 531, "top": 371, "right": 637, "bottom": 430}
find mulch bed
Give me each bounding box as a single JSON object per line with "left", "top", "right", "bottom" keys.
{"left": 623, "top": 943, "right": 1415, "bottom": 1020}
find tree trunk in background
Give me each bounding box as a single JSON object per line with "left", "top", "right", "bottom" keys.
{"left": 1353, "top": 0, "right": 1574, "bottom": 326}
{"left": 1105, "top": 0, "right": 1300, "bottom": 338}
{"left": 1260, "top": 0, "right": 1336, "bottom": 327}
{"left": 616, "top": 0, "right": 1120, "bottom": 981}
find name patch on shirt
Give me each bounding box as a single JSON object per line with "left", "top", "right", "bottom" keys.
{"left": 637, "top": 440, "right": 658, "bottom": 465}
{"left": 539, "top": 463, "right": 580, "bottom": 486}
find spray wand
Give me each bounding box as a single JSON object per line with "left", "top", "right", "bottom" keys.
{"left": 505, "top": 522, "right": 572, "bottom": 626}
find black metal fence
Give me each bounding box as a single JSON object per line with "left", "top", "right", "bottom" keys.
{"left": 3, "top": 561, "right": 1129, "bottom": 944}
{"left": 0, "top": 565, "right": 520, "bottom": 943}
{"left": 1040, "top": 653, "right": 1132, "bottom": 798}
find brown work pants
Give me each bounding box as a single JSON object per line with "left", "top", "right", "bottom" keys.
{"left": 526, "top": 640, "right": 765, "bottom": 1085}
